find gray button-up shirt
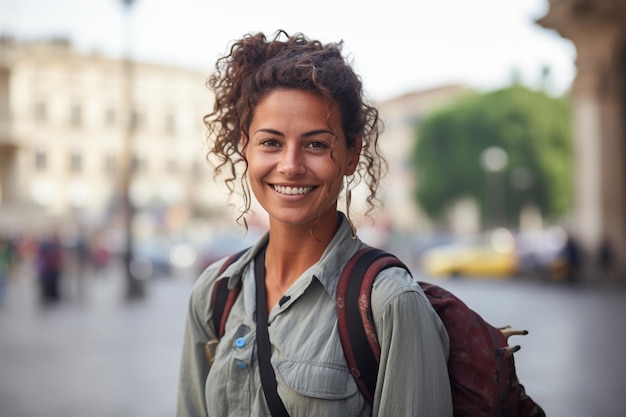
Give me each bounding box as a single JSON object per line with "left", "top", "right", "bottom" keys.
{"left": 177, "top": 213, "right": 452, "bottom": 417}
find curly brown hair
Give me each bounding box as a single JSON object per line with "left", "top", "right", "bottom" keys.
{"left": 204, "top": 30, "right": 386, "bottom": 224}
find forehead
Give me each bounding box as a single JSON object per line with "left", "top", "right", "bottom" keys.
{"left": 251, "top": 89, "right": 342, "bottom": 131}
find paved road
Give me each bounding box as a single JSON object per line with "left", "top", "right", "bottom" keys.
{"left": 1, "top": 262, "right": 625, "bottom": 417}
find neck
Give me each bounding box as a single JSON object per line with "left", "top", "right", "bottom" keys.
{"left": 265, "top": 211, "right": 339, "bottom": 287}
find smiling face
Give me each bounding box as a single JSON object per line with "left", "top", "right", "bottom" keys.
{"left": 245, "top": 89, "right": 360, "bottom": 231}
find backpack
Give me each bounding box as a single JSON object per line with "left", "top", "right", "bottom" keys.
{"left": 209, "top": 246, "right": 546, "bottom": 417}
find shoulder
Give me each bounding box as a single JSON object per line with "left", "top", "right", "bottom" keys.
{"left": 370, "top": 266, "right": 423, "bottom": 304}
{"left": 189, "top": 233, "right": 268, "bottom": 305}
{"left": 369, "top": 265, "right": 436, "bottom": 322}
{"left": 370, "top": 266, "right": 449, "bottom": 348}
{"left": 188, "top": 256, "right": 231, "bottom": 307}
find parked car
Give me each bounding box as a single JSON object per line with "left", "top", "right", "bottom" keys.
{"left": 132, "top": 238, "right": 198, "bottom": 279}
{"left": 197, "top": 229, "right": 264, "bottom": 275}
{"left": 515, "top": 227, "right": 568, "bottom": 280}
{"left": 420, "top": 228, "right": 518, "bottom": 279}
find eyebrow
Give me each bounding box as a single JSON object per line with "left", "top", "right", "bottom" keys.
{"left": 254, "top": 128, "right": 335, "bottom": 138}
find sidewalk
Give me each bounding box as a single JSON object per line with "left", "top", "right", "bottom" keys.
{"left": 1, "top": 262, "right": 625, "bottom": 417}
{"left": 0, "top": 263, "right": 193, "bottom": 417}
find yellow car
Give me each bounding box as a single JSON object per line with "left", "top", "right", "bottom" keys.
{"left": 420, "top": 228, "right": 518, "bottom": 279}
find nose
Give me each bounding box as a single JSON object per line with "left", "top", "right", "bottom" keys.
{"left": 277, "top": 146, "right": 306, "bottom": 177}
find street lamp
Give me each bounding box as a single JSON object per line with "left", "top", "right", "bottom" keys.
{"left": 119, "top": 0, "right": 144, "bottom": 299}
{"left": 480, "top": 146, "right": 508, "bottom": 229}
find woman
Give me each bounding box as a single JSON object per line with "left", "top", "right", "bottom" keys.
{"left": 177, "top": 31, "right": 452, "bottom": 417}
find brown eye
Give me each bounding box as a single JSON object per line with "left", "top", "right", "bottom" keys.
{"left": 306, "top": 141, "right": 329, "bottom": 150}
{"left": 260, "top": 139, "right": 281, "bottom": 148}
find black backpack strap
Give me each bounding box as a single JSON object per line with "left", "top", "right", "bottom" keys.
{"left": 210, "top": 249, "right": 248, "bottom": 338}
{"left": 336, "top": 246, "right": 409, "bottom": 405}
{"left": 254, "top": 246, "right": 291, "bottom": 417}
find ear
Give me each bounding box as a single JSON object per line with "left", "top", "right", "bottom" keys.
{"left": 346, "top": 136, "right": 362, "bottom": 175}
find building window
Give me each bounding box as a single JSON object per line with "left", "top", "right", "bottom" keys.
{"left": 105, "top": 108, "right": 116, "bottom": 127}
{"left": 165, "top": 113, "right": 176, "bottom": 135}
{"left": 166, "top": 159, "right": 179, "bottom": 174}
{"left": 34, "top": 150, "right": 47, "bottom": 171}
{"left": 69, "top": 151, "right": 83, "bottom": 174}
{"left": 130, "top": 110, "right": 144, "bottom": 131}
{"left": 34, "top": 101, "right": 47, "bottom": 123}
{"left": 131, "top": 156, "right": 140, "bottom": 173}
{"left": 104, "top": 154, "right": 116, "bottom": 174}
{"left": 131, "top": 156, "right": 147, "bottom": 174}
{"left": 70, "top": 104, "right": 82, "bottom": 127}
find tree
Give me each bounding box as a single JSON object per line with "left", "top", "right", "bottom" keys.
{"left": 413, "top": 85, "right": 572, "bottom": 226}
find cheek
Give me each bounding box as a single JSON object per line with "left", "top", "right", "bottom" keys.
{"left": 247, "top": 152, "right": 271, "bottom": 174}
{"left": 321, "top": 163, "right": 346, "bottom": 194}
{"left": 315, "top": 158, "right": 342, "bottom": 182}
{"left": 245, "top": 157, "right": 267, "bottom": 190}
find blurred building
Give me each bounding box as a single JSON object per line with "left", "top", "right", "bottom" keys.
{"left": 0, "top": 36, "right": 475, "bottom": 241}
{"left": 539, "top": 0, "right": 626, "bottom": 281}
{"left": 0, "top": 37, "right": 222, "bottom": 236}
{"left": 372, "top": 85, "right": 474, "bottom": 233}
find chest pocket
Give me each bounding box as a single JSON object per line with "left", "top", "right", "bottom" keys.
{"left": 274, "top": 358, "right": 358, "bottom": 400}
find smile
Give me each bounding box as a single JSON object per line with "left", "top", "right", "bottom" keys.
{"left": 273, "top": 185, "right": 314, "bottom": 195}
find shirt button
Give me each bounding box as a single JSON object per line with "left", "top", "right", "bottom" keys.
{"left": 236, "top": 360, "right": 247, "bottom": 369}
{"left": 235, "top": 337, "right": 246, "bottom": 348}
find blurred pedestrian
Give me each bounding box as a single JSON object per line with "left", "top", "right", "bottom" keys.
{"left": 562, "top": 234, "right": 581, "bottom": 284}
{"left": 88, "top": 229, "right": 112, "bottom": 278}
{"left": 36, "top": 231, "right": 64, "bottom": 305}
{"left": 0, "top": 235, "right": 15, "bottom": 306}
{"left": 598, "top": 237, "right": 614, "bottom": 282}
{"left": 71, "top": 228, "right": 92, "bottom": 302}
{"left": 177, "top": 31, "right": 452, "bottom": 417}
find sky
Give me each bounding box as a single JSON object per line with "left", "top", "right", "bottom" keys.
{"left": 0, "top": 0, "right": 576, "bottom": 101}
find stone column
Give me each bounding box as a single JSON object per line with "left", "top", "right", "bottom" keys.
{"left": 599, "top": 39, "right": 626, "bottom": 282}
{"left": 539, "top": 0, "right": 626, "bottom": 283}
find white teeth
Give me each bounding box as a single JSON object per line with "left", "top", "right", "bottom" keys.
{"left": 274, "top": 185, "right": 313, "bottom": 195}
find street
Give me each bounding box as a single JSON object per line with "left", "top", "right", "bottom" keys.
{"left": 1, "top": 262, "right": 625, "bottom": 417}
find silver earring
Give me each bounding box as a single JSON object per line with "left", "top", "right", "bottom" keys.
{"left": 345, "top": 178, "right": 357, "bottom": 239}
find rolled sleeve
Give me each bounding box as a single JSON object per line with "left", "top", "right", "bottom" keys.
{"left": 176, "top": 273, "right": 216, "bottom": 417}
{"left": 371, "top": 269, "right": 453, "bottom": 417}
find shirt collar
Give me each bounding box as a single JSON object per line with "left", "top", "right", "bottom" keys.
{"left": 221, "top": 232, "right": 269, "bottom": 289}
{"left": 308, "top": 212, "right": 364, "bottom": 299}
